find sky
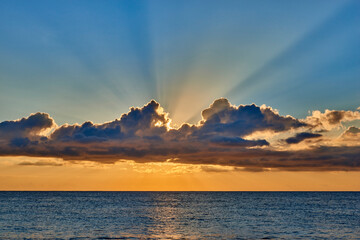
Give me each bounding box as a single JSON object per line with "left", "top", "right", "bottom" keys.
{"left": 0, "top": 0, "right": 359, "bottom": 190}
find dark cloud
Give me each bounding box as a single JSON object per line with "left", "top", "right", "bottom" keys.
{"left": 285, "top": 132, "right": 322, "bottom": 144}
{"left": 0, "top": 99, "right": 359, "bottom": 171}
{"left": 0, "top": 113, "right": 54, "bottom": 139}
{"left": 175, "top": 146, "right": 360, "bottom": 171}
{"left": 326, "top": 111, "right": 346, "bottom": 124}
{"left": 240, "top": 167, "right": 271, "bottom": 172}
{"left": 9, "top": 137, "right": 31, "bottom": 148}
{"left": 210, "top": 136, "right": 269, "bottom": 147}
{"left": 196, "top": 98, "right": 306, "bottom": 138}
{"left": 18, "top": 160, "right": 63, "bottom": 167}
{"left": 51, "top": 100, "right": 168, "bottom": 142}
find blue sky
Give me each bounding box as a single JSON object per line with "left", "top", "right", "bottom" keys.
{"left": 0, "top": 0, "right": 359, "bottom": 125}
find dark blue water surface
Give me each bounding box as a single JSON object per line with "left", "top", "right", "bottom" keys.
{"left": 0, "top": 192, "right": 359, "bottom": 239}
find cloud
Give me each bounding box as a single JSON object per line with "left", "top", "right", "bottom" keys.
{"left": 18, "top": 160, "right": 63, "bottom": 167}
{"left": 51, "top": 100, "right": 169, "bottom": 142}
{"left": 176, "top": 145, "right": 360, "bottom": 171}
{"left": 305, "top": 109, "right": 360, "bottom": 130}
{"left": 210, "top": 136, "right": 269, "bottom": 147}
{"left": 201, "top": 165, "right": 236, "bottom": 173}
{"left": 0, "top": 113, "right": 55, "bottom": 154}
{"left": 0, "top": 98, "right": 359, "bottom": 171}
{"left": 341, "top": 126, "right": 360, "bottom": 144}
{"left": 201, "top": 166, "right": 271, "bottom": 173}
{"left": 285, "top": 132, "right": 322, "bottom": 144}
{"left": 343, "top": 126, "right": 360, "bottom": 135}
{"left": 0, "top": 113, "right": 54, "bottom": 139}
{"left": 196, "top": 98, "right": 306, "bottom": 138}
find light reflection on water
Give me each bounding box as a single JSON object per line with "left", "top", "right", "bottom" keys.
{"left": 0, "top": 192, "right": 359, "bottom": 239}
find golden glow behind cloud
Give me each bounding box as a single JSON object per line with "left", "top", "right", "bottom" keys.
{"left": 1, "top": 156, "right": 360, "bottom": 191}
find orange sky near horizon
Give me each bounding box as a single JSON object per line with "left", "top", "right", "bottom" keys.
{"left": 1, "top": 157, "right": 359, "bottom": 191}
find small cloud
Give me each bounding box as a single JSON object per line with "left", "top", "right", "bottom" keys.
{"left": 240, "top": 167, "right": 271, "bottom": 172}
{"left": 201, "top": 165, "right": 235, "bottom": 173}
{"left": 341, "top": 126, "right": 360, "bottom": 141}
{"left": 210, "top": 136, "right": 269, "bottom": 147}
{"left": 285, "top": 132, "right": 322, "bottom": 144}
{"left": 18, "top": 160, "right": 63, "bottom": 167}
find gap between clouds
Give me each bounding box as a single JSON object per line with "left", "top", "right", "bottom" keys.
{"left": 0, "top": 98, "right": 359, "bottom": 171}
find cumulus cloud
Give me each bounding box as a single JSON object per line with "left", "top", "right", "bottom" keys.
{"left": 197, "top": 98, "right": 306, "bottom": 138}
{"left": 51, "top": 100, "right": 168, "bottom": 142}
{"left": 0, "top": 98, "right": 359, "bottom": 171}
{"left": 0, "top": 113, "right": 54, "bottom": 151}
{"left": 305, "top": 109, "right": 360, "bottom": 130}
{"left": 0, "top": 112, "right": 54, "bottom": 139}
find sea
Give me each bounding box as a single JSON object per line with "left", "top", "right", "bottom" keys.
{"left": 0, "top": 192, "right": 359, "bottom": 239}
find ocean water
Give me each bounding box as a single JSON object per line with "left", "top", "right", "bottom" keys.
{"left": 0, "top": 192, "right": 359, "bottom": 239}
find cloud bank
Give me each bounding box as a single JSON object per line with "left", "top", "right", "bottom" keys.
{"left": 0, "top": 98, "right": 359, "bottom": 171}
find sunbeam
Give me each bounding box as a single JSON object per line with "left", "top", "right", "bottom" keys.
{"left": 225, "top": 0, "right": 358, "bottom": 111}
